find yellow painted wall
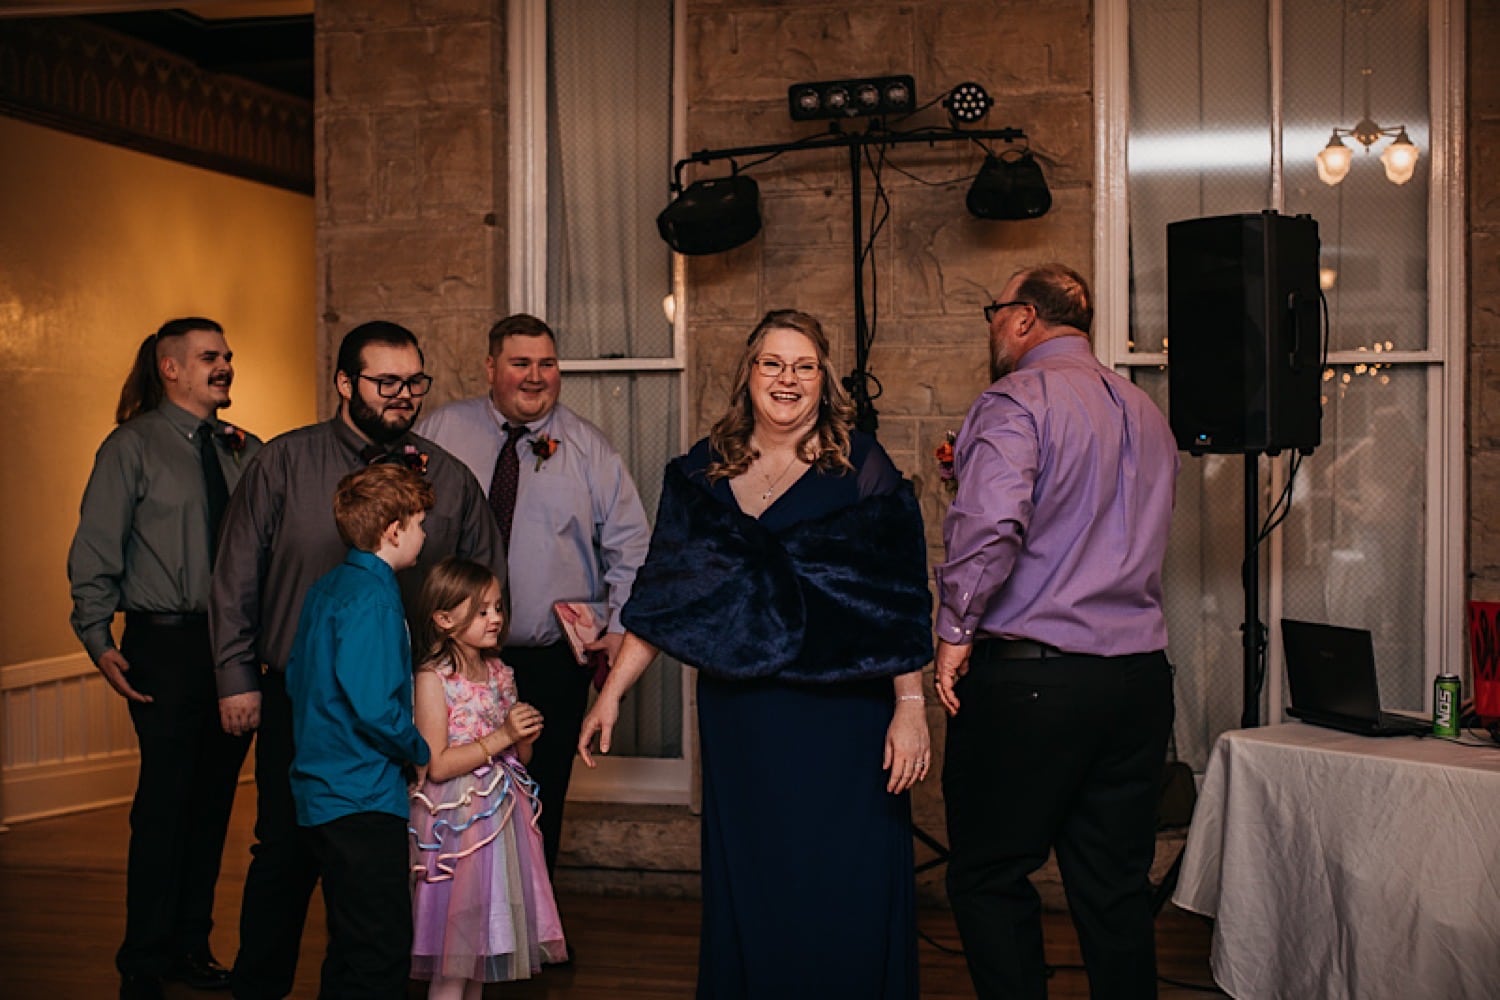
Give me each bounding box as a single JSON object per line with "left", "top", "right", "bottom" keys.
{"left": 0, "top": 115, "right": 317, "bottom": 667}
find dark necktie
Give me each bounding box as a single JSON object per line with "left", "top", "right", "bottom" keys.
{"left": 198, "top": 423, "right": 230, "bottom": 564}
{"left": 488, "top": 423, "right": 526, "bottom": 553}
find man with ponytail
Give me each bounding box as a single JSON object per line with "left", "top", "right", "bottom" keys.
{"left": 69, "top": 318, "right": 262, "bottom": 999}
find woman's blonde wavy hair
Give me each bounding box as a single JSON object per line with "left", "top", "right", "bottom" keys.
{"left": 706, "top": 309, "right": 855, "bottom": 482}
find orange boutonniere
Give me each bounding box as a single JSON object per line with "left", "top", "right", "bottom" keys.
{"left": 401, "top": 443, "right": 430, "bottom": 474}
{"left": 530, "top": 435, "right": 559, "bottom": 472}
{"left": 934, "top": 430, "right": 957, "bottom": 496}
{"left": 218, "top": 423, "right": 248, "bottom": 464}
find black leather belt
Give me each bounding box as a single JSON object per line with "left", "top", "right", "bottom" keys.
{"left": 125, "top": 611, "right": 208, "bottom": 629}
{"left": 977, "top": 638, "right": 1068, "bottom": 660}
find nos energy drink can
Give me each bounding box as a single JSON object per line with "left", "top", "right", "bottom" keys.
{"left": 1433, "top": 674, "right": 1461, "bottom": 737}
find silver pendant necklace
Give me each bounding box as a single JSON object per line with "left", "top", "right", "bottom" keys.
{"left": 758, "top": 453, "right": 800, "bottom": 501}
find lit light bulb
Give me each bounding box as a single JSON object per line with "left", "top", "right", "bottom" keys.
{"left": 1316, "top": 133, "right": 1353, "bottom": 186}
{"left": 1380, "top": 130, "right": 1419, "bottom": 184}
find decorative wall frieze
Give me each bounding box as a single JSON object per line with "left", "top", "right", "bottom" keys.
{"left": 0, "top": 17, "right": 312, "bottom": 193}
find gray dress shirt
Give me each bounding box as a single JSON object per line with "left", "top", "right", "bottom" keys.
{"left": 209, "top": 416, "right": 505, "bottom": 697}
{"left": 68, "top": 401, "right": 263, "bottom": 662}
{"left": 417, "top": 399, "right": 650, "bottom": 646}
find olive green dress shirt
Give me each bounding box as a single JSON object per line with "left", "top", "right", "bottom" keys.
{"left": 68, "top": 401, "right": 263, "bottom": 662}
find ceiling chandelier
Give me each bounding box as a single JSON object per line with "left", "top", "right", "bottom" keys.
{"left": 1315, "top": 2, "right": 1419, "bottom": 186}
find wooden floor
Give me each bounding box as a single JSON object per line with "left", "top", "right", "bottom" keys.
{"left": 0, "top": 784, "right": 1222, "bottom": 998}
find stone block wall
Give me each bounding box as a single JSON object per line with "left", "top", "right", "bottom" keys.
{"left": 316, "top": 0, "right": 507, "bottom": 412}
{"left": 682, "top": 1, "right": 1093, "bottom": 494}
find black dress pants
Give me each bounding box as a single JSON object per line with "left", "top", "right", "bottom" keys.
{"left": 943, "top": 647, "right": 1174, "bottom": 1000}
{"left": 505, "top": 642, "right": 590, "bottom": 874}
{"left": 117, "top": 615, "right": 251, "bottom": 977}
{"left": 231, "top": 671, "right": 321, "bottom": 1000}
{"left": 307, "top": 812, "right": 413, "bottom": 999}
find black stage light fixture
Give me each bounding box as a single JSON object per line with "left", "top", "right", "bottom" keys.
{"left": 966, "top": 149, "right": 1052, "bottom": 220}
{"left": 788, "top": 75, "right": 915, "bottom": 121}
{"left": 944, "top": 81, "right": 993, "bottom": 124}
{"left": 656, "top": 174, "right": 762, "bottom": 255}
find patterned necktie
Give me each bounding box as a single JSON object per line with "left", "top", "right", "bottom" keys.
{"left": 488, "top": 423, "right": 526, "bottom": 553}
{"left": 198, "top": 423, "right": 230, "bottom": 565}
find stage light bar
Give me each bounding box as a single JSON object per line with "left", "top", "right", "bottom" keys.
{"left": 788, "top": 75, "right": 916, "bottom": 121}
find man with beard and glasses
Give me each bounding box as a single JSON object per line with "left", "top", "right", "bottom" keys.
{"left": 210, "top": 321, "right": 504, "bottom": 1000}
{"left": 935, "top": 264, "right": 1178, "bottom": 1000}
{"left": 69, "top": 318, "right": 260, "bottom": 999}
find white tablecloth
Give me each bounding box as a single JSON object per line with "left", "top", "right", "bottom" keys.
{"left": 1173, "top": 723, "right": 1500, "bottom": 999}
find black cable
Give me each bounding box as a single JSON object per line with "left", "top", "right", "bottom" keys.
{"left": 1234, "top": 279, "right": 1334, "bottom": 708}
{"left": 860, "top": 141, "right": 892, "bottom": 367}
{"left": 879, "top": 157, "right": 972, "bottom": 187}
{"left": 916, "top": 928, "right": 964, "bottom": 955}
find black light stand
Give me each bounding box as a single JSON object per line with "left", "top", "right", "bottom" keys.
{"left": 668, "top": 122, "right": 1028, "bottom": 433}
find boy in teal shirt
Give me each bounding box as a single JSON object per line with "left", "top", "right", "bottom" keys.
{"left": 286, "top": 462, "right": 433, "bottom": 998}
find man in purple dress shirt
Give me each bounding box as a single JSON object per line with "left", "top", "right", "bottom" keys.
{"left": 934, "top": 264, "right": 1179, "bottom": 1000}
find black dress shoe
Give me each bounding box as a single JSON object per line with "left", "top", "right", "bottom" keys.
{"left": 120, "top": 973, "right": 165, "bottom": 1000}
{"left": 163, "top": 951, "right": 232, "bottom": 991}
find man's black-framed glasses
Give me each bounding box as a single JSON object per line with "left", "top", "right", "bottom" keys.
{"left": 753, "top": 357, "right": 821, "bottom": 381}
{"left": 983, "top": 300, "right": 1032, "bottom": 324}
{"left": 359, "top": 373, "right": 434, "bottom": 398}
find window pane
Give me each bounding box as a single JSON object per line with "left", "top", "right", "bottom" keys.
{"left": 547, "top": 0, "right": 675, "bottom": 360}
{"left": 1281, "top": 366, "right": 1427, "bottom": 708}
{"left": 563, "top": 371, "right": 683, "bottom": 757}
{"left": 1126, "top": 0, "right": 1436, "bottom": 769}
{"left": 1284, "top": 0, "right": 1429, "bottom": 352}
{"left": 1128, "top": 0, "right": 1271, "bottom": 354}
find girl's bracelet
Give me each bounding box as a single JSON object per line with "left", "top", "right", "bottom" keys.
{"left": 896, "top": 694, "right": 925, "bottom": 704}
{"left": 477, "top": 734, "right": 495, "bottom": 759}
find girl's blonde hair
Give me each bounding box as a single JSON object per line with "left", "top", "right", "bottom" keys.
{"left": 412, "top": 557, "right": 506, "bottom": 672}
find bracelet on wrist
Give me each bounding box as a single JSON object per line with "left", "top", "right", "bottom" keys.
{"left": 897, "top": 694, "right": 925, "bottom": 703}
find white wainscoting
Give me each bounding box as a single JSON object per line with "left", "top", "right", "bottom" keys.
{"left": 1, "top": 651, "right": 140, "bottom": 825}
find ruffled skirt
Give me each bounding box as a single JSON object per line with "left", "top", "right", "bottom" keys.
{"left": 409, "top": 757, "right": 567, "bottom": 982}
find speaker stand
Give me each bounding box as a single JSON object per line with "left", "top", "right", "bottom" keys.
{"left": 1241, "top": 451, "right": 1267, "bottom": 729}
{"left": 1155, "top": 452, "right": 1267, "bottom": 918}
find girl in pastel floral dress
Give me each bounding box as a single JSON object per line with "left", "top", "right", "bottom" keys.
{"left": 409, "top": 557, "right": 567, "bottom": 1000}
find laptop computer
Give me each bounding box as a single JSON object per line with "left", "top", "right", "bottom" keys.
{"left": 1280, "top": 619, "right": 1429, "bottom": 737}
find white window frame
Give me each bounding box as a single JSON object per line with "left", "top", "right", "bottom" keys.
{"left": 1092, "top": 0, "right": 1466, "bottom": 719}
{"left": 507, "top": 0, "right": 692, "bottom": 804}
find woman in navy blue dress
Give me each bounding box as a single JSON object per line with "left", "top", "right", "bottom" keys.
{"left": 578, "top": 310, "right": 933, "bottom": 999}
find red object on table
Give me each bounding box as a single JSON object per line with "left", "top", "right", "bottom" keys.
{"left": 1466, "top": 601, "right": 1500, "bottom": 721}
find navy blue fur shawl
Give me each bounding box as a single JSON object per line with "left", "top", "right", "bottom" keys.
{"left": 620, "top": 459, "right": 933, "bottom": 683}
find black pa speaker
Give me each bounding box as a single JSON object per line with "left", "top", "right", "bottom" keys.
{"left": 1167, "top": 211, "right": 1322, "bottom": 456}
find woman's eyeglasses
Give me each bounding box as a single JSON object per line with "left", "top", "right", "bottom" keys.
{"left": 753, "top": 358, "right": 821, "bottom": 381}
{"left": 358, "top": 373, "right": 434, "bottom": 398}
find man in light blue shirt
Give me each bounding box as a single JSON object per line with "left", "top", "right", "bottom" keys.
{"left": 418, "top": 313, "right": 650, "bottom": 874}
